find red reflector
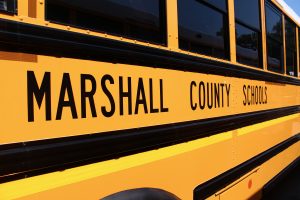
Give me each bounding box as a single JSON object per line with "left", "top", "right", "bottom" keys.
{"left": 248, "top": 179, "right": 253, "bottom": 189}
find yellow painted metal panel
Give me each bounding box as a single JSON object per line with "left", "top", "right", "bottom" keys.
{"left": 0, "top": 114, "right": 299, "bottom": 199}
{"left": 0, "top": 1, "right": 299, "bottom": 199}
{"left": 219, "top": 142, "right": 300, "bottom": 199}
{"left": 166, "top": 0, "right": 179, "bottom": 50}
{"left": 1, "top": 55, "right": 300, "bottom": 144}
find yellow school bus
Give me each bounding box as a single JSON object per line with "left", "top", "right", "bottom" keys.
{"left": 0, "top": 0, "right": 300, "bottom": 199}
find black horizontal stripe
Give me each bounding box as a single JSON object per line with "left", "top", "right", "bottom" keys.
{"left": 193, "top": 134, "right": 300, "bottom": 200}
{"left": 0, "top": 19, "right": 299, "bottom": 85}
{"left": 0, "top": 106, "right": 299, "bottom": 183}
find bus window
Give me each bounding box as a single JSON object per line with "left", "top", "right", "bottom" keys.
{"left": 177, "top": 0, "right": 229, "bottom": 60}
{"left": 0, "top": 0, "right": 16, "bottom": 14}
{"left": 265, "top": 1, "right": 284, "bottom": 73}
{"left": 203, "top": 0, "right": 227, "bottom": 12}
{"left": 45, "top": 0, "right": 166, "bottom": 45}
{"left": 285, "top": 18, "right": 297, "bottom": 77}
{"left": 235, "top": 0, "right": 262, "bottom": 68}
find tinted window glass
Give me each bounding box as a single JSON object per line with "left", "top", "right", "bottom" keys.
{"left": 285, "top": 18, "right": 297, "bottom": 76}
{"left": 46, "top": 0, "right": 166, "bottom": 44}
{"left": 236, "top": 23, "right": 260, "bottom": 67}
{"left": 285, "top": 19, "right": 296, "bottom": 49}
{"left": 203, "top": 0, "right": 227, "bottom": 12}
{"left": 234, "top": 0, "right": 261, "bottom": 68}
{"left": 265, "top": 3, "right": 282, "bottom": 42}
{"left": 178, "top": 0, "right": 228, "bottom": 59}
{"left": 0, "top": 0, "right": 16, "bottom": 14}
{"left": 265, "top": 2, "right": 283, "bottom": 73}
{"left": 234, "top": 0, "right": 260, "bottom": 29}
{"left": 286, "top": 49, "right": 297, "bottom": 76}
{"left": 267, "top": 38, "right": 283, "bottom": 72}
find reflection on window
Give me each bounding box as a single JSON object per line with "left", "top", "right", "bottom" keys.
{"left": 202, "top": 0, "right": 227, "bottom": 12}
{"left": 267, "top": 38, "right": 283, "bottom": 72}
{"left": 236, "top": 24, "right": 260, "bottom": 67}
{"left": 266, "top": 5, "right": 282, "bottom": 42}
{"left": 285, "top": 18, "right": 297, "bottom": 76}
{"left": 0, "top": 0, "right": 16, "bottom": 14}
{"left": 46, "top": 0, "right": 166, "bottom": 45}
{"left": 234, "top": 0, "right": 261, "bottom": 68}
{"left": 234, "top": 0, "right": 260, "bottom": 29}
{"left": 178, "top": 0, "right": 229, "bottom": 60}
{"left": 265, "top": 1, "right": 283, "bottom": 73}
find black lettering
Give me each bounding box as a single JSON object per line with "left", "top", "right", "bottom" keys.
{"left": 27, "top": 71, "right": 51, "bottom": 122}
{"left": 135, "top": 78, "right": 148, "bottom": 114}
{"left": 160, "top": 79, "right": 169, "bottom": 112}
{"left": 190, "top": 81, "right": 197, "bottom": 111}
{"left": 220, "top": 83, "right": 224, "bottom": 107}
{"left": 226, "top": 84, "right": 230, "bottom": 107}
{"left": 255, "top": 86, "right": 258, "bottom": 104}
{"left": 243, "top": 85, "right": 247, "bottom": 106}
{"left": 81, "top": 74, "right": 97, "bottom": 118}
{"left": 119, "top": 77, "right": 132, "bottom": 115}
{"left": 199, "top": 81, "right": 205, "bottom": 109}
{"left": 251, "top": 86, "right": 255, "bottom": 105}
{"left": 101, "top": 75, "right": 116, "bottom": 117}
{"left": 56, "top": 73, "right": 78, "bottom": 120}
{"left": 207, "top": 83, "right": 213, "bottom": 109}
{"left": 259, "top": 86, "right": 262, "bottom": 104}
{"left": 265, "top": 87, "right": 267, "bottom": 104}
{"left": 247, "top": 86, "right": 250, "bottom": 105}
{"left": 214, "top": 83, "right": 220, "bottom": 108}
{"left": 149, "top": 79, "right": 159, "bottom": 113}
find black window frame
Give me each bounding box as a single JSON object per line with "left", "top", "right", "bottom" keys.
{"left": 234, "top": 0, "right": 263, "bottom": 68}
{"left": 177, "top": 0, "right": 230, "bottom": 60}
{"left": 265, "top": 0, "right": 284, "bottom": 74}
{"left": 45, "top": 0, "right": 167, "bottom": 46}
{"left": 0, "top": 0, "right": 17, "bottom": 15}
{"left": 285, "top": 17, "right": 297, "bottom": 77}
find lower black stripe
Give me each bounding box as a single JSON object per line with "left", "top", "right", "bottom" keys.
{"left": 0, "top": 106, "right": 299, "bottom": 183}
{"left": 193, "top": 134, "right": 300, "bottom": 200}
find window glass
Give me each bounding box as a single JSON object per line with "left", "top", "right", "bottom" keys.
{"left": 286, "top": 49, "right": 297, "bottom": 76}
{"left": 236, "top": 23, "right": 260, "bottom": 67}
{"left": 265, "top": 3, "right": 282, "bottom": 42}
{"left": 46, "top": 0, "right": 166, "bottom": 44}
{"left": 202, "top": 0, "right": 227, "bottom": 12}
{"left": 265, "top": 2, "right": 283, "bottom": 73}
{"left": 234, "top": 0, "right": 260, "bottom": 29}
{"left": 285, "top": 18, "right": 297, "bottom": 76}
{"left": 267, "top": 38, "right": 283, "bottom": 72}
{"left": 234, "top": 0, "right": 261, "bottom": 68}
{"left": 285, "top": 19, "right": 296, "bottom": 49}
{"left": 178, "top": 0, "right": 228, "bottom": 59}
{"left": 0, "top": 0, "right": 16, "bottom": 14}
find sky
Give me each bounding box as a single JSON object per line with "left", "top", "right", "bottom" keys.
{"left": 279, "top": 0, "right": 300, "bottom": 22}
{"left": 284, "top": 0, "right": 300, "bottom": 16}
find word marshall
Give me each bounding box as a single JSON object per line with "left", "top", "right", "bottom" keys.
{"left": 27, "top": 71, "right": 169, "bottom": 122}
